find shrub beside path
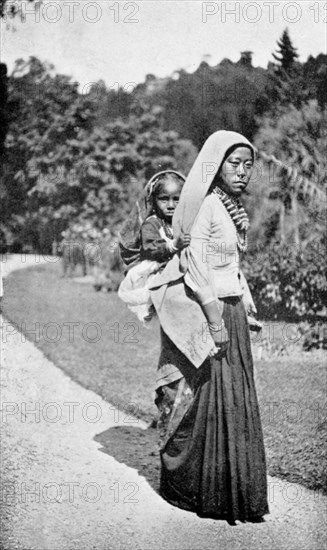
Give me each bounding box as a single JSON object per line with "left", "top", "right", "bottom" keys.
{"left": 1, "top": 256, "right": 326, "bottom": 550}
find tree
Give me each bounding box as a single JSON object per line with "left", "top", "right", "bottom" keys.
{"left": 145, "top": 59, "right": 269, "bottom": 149}
{"left": 0, "top": 0, "right": 36, "bottom": 18}
{"left": 2, "top": 57, "right": 197, "bottom": 251}
{"left": 272, "top": 28, "right": 299, "bottom": 73}
{"left": 302, "top": 54, "right": 327, "bottom": 110}
{"left": 1, "top": 57, "right": 98, "bottom": 250}
{"left": 28, "top": 103, "right": 197, "bottom": 237}
{"left": 254, "top": 100, "right": 327, "bottom": 245}
{"left": 266, "top": 29, "right": 305, "bottom": 108}
{"left": 0, "top": 63, "right": 8, "bottom": 160}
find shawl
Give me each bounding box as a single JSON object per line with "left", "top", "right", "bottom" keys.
{"left": 150, "top": 130, "right": 255, "bottom": 367}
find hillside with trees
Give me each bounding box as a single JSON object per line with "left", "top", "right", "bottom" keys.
{"left": 1, "top": 29, "right": 326, "bottom": 329}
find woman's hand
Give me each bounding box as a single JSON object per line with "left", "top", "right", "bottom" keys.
{"left": 207, "top": 316, "right": 229, "bottom": 359}
{"left": 208, "top": 325, "right": 229, "bottom": 358}
{"left": 200, "top": 300, "right": 229, "bottom": 358}
{"left": 209, "top": 343, "right": 228, "bottom": 358}
{"left": 209, "top": 322, "right": 228, "bottom": 343}
{"left": 173, "top": 233, "right": 191, "bottom": 251}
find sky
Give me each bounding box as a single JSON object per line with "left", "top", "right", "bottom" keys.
{"left": 1, "top": 0, "right": 326, "bottom": 90}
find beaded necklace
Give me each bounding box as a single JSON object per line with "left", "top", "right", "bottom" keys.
{"left": 213, "top": 187, "right": 249, "bottom": 252}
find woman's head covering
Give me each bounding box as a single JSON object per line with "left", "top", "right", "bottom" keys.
{"left": 173, "top": 130, "right": 254, "bottom": 239}
{"left": 119, "top": 170, "right": 186, "bottom": 267}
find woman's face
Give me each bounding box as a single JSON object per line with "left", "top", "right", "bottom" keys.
{"left": 218, "top": 146, "right": 254, "bottom": 197}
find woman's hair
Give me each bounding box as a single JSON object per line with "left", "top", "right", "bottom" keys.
{"left": 208, "top": 143, "right": 254, "bottom": 194}
{"left": 220, "top": 143, "right": 254, "bottom": 167}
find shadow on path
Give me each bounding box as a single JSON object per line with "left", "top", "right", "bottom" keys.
{"left": 94, "top": 425, "right": 161, "bottom": 493}
{"left": 94, "top": 425, "right": 266, "bottom": 526}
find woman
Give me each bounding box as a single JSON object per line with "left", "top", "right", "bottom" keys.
{"left": 150, "top": 130, "right": 269, "bottom": 523}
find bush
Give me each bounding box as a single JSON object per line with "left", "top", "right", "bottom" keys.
{"left": 244, "top": 238, "right": 327, "bottom": 325}
{"left": 299, "top": 321, "right": 327, "bottom": 351}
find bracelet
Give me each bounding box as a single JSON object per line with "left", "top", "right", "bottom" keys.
{"left": 208, "top": 321, "right": 224, "bottom": 333}
{"left": 167, "top": 240, "right": 178, "bottom": 253}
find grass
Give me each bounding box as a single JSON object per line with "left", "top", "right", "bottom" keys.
{"left": 3, "top": 262, "right": 160, "bottom": 420}
{"left": 2, "top": 261, "right": 326, "bottom": 494}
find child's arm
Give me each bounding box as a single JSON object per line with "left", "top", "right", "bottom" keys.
{"left": 141, "top": 217, "right": 174, "bottom": 262}
{"left": 141, "top": 217, "right": 191, "bottom": 262}
{"left": 173, "top": 233, "right": 191, "bottom": 250}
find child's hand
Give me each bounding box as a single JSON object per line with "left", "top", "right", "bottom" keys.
{"left": 182, "top": 233, "right": 191, "bottom": 247}
{"left": 173, "top": 233, "right": 191, "bottom": 250}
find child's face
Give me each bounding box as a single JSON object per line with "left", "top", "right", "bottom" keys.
{"left": 154, "top": 180, "right": 181, "bottom": 221}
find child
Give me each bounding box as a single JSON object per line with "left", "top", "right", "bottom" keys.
{"left": 118, "top": 171, "right": 190, "bottom": 323}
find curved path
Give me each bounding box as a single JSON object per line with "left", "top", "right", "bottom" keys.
{"left": 1, "top": 255, "right": 326, "bottom": 550}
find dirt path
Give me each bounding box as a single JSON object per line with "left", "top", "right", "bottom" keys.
{"left": 1, "top": 256, "right": 326, "bottom": 550}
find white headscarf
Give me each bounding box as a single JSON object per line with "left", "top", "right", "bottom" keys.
{"left": 173, "top": 130, "right": 254, "bottom": 239}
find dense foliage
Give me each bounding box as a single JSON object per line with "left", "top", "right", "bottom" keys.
{"left": 243, "top": 237, "right": 327, "bottom": 321}
{"left": 1, "top": 58, "right": 196, "bottom": 251}
{"left": 1, "top": 30, "right": 326, "bottom": 338}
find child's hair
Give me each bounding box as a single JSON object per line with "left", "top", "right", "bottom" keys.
{"left": 146, "top": 170, "right": 186, "bottom": 214}
{"left": 119, "top": 170, "right": 186, "bottom": 266}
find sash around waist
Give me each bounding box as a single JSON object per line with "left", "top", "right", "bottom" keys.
{"left": 185, "top": 264, "right": 244, "bottom": 300}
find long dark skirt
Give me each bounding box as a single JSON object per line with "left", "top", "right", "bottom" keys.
{"left": 156, "top": 297, "right": 269, "bottom": 522}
